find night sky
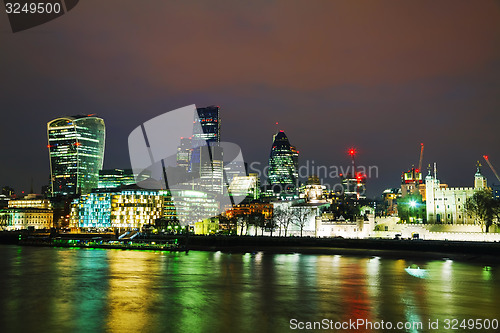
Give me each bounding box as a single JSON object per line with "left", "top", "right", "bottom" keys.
{"left": 1, "top": 0, "right": 500, "bottom": 198}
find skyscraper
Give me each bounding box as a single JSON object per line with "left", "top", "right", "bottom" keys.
{"left": 193, "top": 105, "right": 220, "bottom": 144}
{"left": 176, "top": 137, "right": 192, "bottom": 170}
{"left": 268, "top": 130, "right": 299, "bottom": 194}
{"left": 47, "top": 115, "right": 105, "bottom": 196}
{"left": 189, "top": 106, "right": 224, "bottom": 194}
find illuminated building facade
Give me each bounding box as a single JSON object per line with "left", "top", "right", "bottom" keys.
{"left": 267, "top": 130, "right": 299, "bottom": 194}
{"left": 193, "top": 106, "right": 220, "bottom": 144}
{"left": 159, "top": 189, "right": 219, "bottom": 226}
{"left": 70, "top": 189, "right": 162, "bottom": 229}
{"left": 225, "top": 202, "right": 273, "bottom": 220}
{"left": 0, "top": 208, "right": 53, "bottom": 230}
{"left": 342, "top": 174, "right": 366, "bottom": 200}
{"left": 401, "top": 167, "right": 424, "bottom": 197}
{"left": 176, "top": 137, "right": 192, "bottom": 170}
{"left": 228, "top": 173, "right": 260, "bottom": 200}
{"left": 190, "top": 106, "right": 220, "bottom": 169}
{"left": 47, "top": 115, "right": 105, "bottom": 196}
{"left": 98, "top": 169, "right": 149, "bottom": 189}
{"left": 194, "top": 217, "right": 219, "bottom": 235}
{"left": 425, "top": 164, "right": 486, "bottom": 224}
{"left": 188, "top": 106, "right": 224, "bottom": 194}
{"left": 8, "top": 194, "right": 52, "bottom": 209}
{"left": 199, "top": 144, "right": 224, "bottom": 194}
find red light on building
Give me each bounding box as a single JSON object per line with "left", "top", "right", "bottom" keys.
{"left": 348, "top": 148, "right": 356, "bottom": 156}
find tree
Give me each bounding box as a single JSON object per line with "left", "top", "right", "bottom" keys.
{"left": 236, "top": 213, "right": 250, "bottom": 236}
{"left": 249, "top": 212, "right": 266, "bottom": 236}
{"left": 273, "top": 205, "right": 293, "bottom": 237}
{"left": 465, "top": 188, "right": 500, "bottom": 233}
{"left": 218, "top": 215, "right": 237, "bottom": 235}
{"left": 291, "top": 206, "right": 311, "bottom": 237}
{"left": 266, "top": 216, "right": 276, "bottom": 236}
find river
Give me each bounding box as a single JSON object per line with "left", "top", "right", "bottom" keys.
{"left": 0, "top": 245, "right": 498, "bottom": 333}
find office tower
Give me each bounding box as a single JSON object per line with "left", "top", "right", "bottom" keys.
{"left": 190, "top": 106, "right": 220, "bottom": 169}
{"left": 268, "top": 130, "right": 299, "bottom": 194}
{"left": 176, "top": 137, "right": 192, "bottom": 170}
{"left": 193, "top": 105, "right": 220, "bottom": 144}
{"left": 47, "top": 115, "right": 105, "bottom": 196}
{"left": 190, "top": 106, "right": 223, "bottom": 194}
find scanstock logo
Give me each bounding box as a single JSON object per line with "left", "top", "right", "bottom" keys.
{"left": 4, "top": 0, "right": 79, "bottom": 33}
{"left": 128, "top": 105, "right": 250, "bottom": 225}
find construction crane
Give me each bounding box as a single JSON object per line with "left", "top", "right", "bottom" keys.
{"left": 417, "top": 143, "right": 424, "bottom": 173}
{"left": 483, "top": 155, "right": 500, "bottom": 183}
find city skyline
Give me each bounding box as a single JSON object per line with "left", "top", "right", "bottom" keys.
{"left": 1, "top": 1, "right": 500, "bottom": 197}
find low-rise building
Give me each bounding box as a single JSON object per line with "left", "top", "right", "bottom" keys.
{"left": 70, "top": 188, "right": 162, "bottom": 230}
{"left": 0, "top": 208, "right": 53, "bottom": 230}
{"left": 8, "top": 194, "right": 52, "bottom": 209}
{"left": 425, "top": 164, "right": 486, "bottom": 224}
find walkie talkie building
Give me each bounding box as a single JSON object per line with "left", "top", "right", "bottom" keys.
{"left": 47, "top": 115, "right": 105, "bottom": 196}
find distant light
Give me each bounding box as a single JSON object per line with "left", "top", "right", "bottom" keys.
{"left": 410, "top": 201, "right": 417, "bottom": 208}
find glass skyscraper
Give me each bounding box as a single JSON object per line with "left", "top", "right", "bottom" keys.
{"left": 189, "top": 106, "right": 224, "bottom": 194}
{"left": 193, "top": 105, "right": 220, "bottom": 144}
{"left": 47, "top": 115, "right": 105, "bottom": 196}
{"left": 268, "top": 130, "right": 299, "bottom": 194}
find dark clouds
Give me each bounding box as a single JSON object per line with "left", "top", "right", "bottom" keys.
{"left": 1, "top": 0, "right": 500, "bottom": 196}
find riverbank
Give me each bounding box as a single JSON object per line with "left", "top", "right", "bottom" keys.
{"left": 2, "top": 231, "right": 500, "bottom": 263}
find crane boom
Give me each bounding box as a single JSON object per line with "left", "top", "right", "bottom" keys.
{"left": 418, "top": 143, "right": 424, "bottom": 172}
{"left": 483, "top": 155, "right": 500, "bottom": 183}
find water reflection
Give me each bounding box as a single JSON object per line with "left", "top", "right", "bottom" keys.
{"left": 0, "top": 245, "right": 499, "bottom": 333}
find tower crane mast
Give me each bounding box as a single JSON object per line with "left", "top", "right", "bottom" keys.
{"left": 417, "top": 143, "right": 424, "bottom": 173}
{"left": 483, "top": 155, "right": 500, "bottom": 183}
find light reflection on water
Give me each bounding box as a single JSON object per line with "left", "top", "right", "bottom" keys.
{"left": 0, "top": 245, "right": 499, "bottom": 333}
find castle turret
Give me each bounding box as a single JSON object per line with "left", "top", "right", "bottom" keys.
{"left": 474, "top": 162, "right": 487, "bottom": 189}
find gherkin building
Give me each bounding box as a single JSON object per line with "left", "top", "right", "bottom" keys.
{"left": 268, "top": 130, "right": 299, "bottom": 193}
